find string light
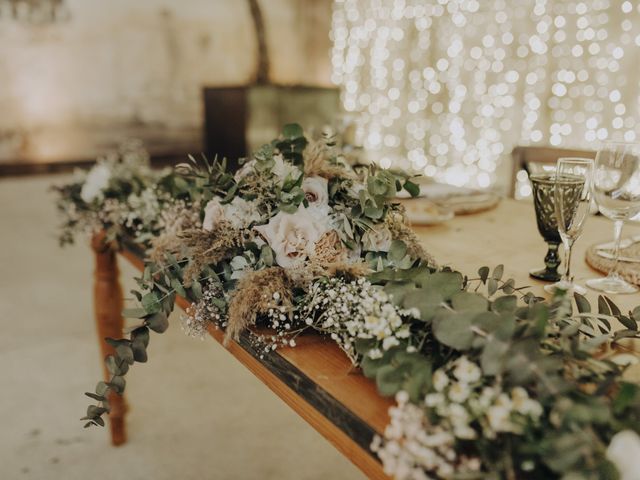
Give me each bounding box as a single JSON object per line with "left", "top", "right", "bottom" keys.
{"left": 331, "top": 0, "right": 640, "bottom": 191}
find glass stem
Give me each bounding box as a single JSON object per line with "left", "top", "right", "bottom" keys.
{"left": 609, "top": 220, "right": 624, "bottom": 280}
{"left": 563, "top": 240, "right": 573, "bottom": 285}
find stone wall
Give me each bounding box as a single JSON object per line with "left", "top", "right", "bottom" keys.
{"left": 0, "top": 0, "right": 333, "bottom": 164}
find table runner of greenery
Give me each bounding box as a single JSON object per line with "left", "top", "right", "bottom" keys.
{"left": 54, "top": 126, "right": 640, "bottom": 480}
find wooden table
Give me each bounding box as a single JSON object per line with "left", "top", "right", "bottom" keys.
{"left": 91, "top": 199, "right": 640, "bottom": 479}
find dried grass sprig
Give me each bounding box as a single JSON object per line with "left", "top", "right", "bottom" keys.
{"left": 225, "top": 267, "right": 292, "bottom": 344}
{"left": 286, "top": 230, "right": 371, "bottom": 287}
{"left": 179, "top": 222, "right": 246, "bottom": 284}
{"left": 303, "top": 140, "right": 356, "bottom": 180}
{"left": 386, "top": 208, "right": 438, "bottom": 268}
{"left": 238, "top": 171, "right": 277, "bottom": 217}
{"left": 149, "top": 200, "right": 202, "bottom": 263}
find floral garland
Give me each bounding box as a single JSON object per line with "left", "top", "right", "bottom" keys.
{"left": 55, "top": 125, "right": 640, "bottom": 480}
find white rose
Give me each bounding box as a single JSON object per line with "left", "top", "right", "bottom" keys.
{"left": 302, "top": 176, "right": 329, "bottom": 205}
{"left": 362, "top": 223, "right": 393, "bottom": 252}
{"left": 254, "top": 205, "right": 330, "bottom": 268}
{"left": 202, "top": 197, "right": 225, "bottom": 231}
{"left": 607, "top": 430, "right": 640, "bottom": 480}
{"left": 272, "top": 154, "right": 302, "bottom": 186}
{"left": 81, "top": 163, "right": 111, "bottom": 203}
{"left": 222, "top": 196, "right": 261, "bottom": 229}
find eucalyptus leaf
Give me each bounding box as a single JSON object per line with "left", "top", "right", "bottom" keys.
{"left": 478, "top": 266, "right": 490, "bottom": 283}
{"left": 432, "top": 311, "right": 475, "bottom": 350}
{"left": 106, "top": 375, "right": 126, "bottom": 394}
{"left": 146, "top": 312, "right": 169, "bottom": 333}
{"left": 84, "top": 392, "right": 106, "bottom": 402}
{"left": 451, "top": 292, "right": 488, "bottom": 312}
{"left": 491, "top": 295, "right": 517, "bottom": 314}
{"left": 573, "top": 292, "right": 591, "bottom": 314}
{"left": 421, "top": 271, "right": 463, "bottom": 301}
{"left": 403, "top": 179, "right": 420, "bottom": 197}
{"left": 115, "top": 343, "right": 134, "bottom": 365}
{"left": 617, "top": 315, "right": 638, "bottom": 331}
{"left": 122, "top": 307, "right": 147, "bottom": 319}
{"left": 402, "top": 289, "right": 444, "bottom": 322}
{"left": 388, "top": 240, "right": 408, "bottom": 262}
{"left": 481, "top": 337, "right": 509, "bottom": 376}
{"left": 191, "top": 280, "right": 203, "bottom": 300}
{"left": 282, "top": 123, "right": 303, "bottom": 139}
{"left": 487, "top": 278, "right": 498, "bottom": 296}
{"left": 171, "top": 277, "right": 187, "bottom": 298}
{"left": 597, "top": 296, "right": 611, "bottom": 316}
{"left": 491, "top": 264, "right": 504, "bottom": 280}
{"left": 141, "top": 292, "right": 161, "bottom": 314}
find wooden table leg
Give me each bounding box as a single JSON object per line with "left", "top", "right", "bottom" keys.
{"left": 91, "top": 233, "right": 128, "bottom": 446}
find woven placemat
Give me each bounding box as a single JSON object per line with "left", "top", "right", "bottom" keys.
{"left": 585, "top": 239, "right": 640, "bottom": 286}
{"left": 435, "top": 193, "right": 501, "bottom": 215}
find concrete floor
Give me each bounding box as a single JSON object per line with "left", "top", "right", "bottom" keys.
{"left": 0, "top": 174, "right": 365, "bottom": 480}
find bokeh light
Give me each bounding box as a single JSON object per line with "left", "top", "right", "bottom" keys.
{"left": 331, "top": 0, "right": 640, "bottom": 189}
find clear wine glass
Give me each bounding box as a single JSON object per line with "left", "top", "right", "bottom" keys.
{"left": 544, "top": 158, "right": 593, "bottom": 295}
{"left": 586, "top": 142, "right": 640, "bottom": 294}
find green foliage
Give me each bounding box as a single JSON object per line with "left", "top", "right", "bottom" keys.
{"left": 273, "top": 123, "right": 308, "bottom": 165}
{"left": 58, "top": 125, "right": 640, "bottom": 480}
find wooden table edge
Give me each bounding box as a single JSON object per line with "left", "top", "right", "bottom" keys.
{"left": 118, "top": 245, "right": 391, "bottom": 480}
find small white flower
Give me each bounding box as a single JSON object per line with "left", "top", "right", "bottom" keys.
{"left": 452, "top": 356, "right": 482, "bottom": 384}
{"left": 368, "top": 348, "right": 383, "bottom": 360}
{"left": 223, "top": 196, "right": 262, "bottom": 229}
{"left": 433, "top": 370, "right": 449, "bottom": 392}
{"left": 202, "top": 197, "right": 225, "bottom": 231}
{"left": 81, "top": 163, "right": 111, "bottom": 203}
{"left": 606, "top": 430, "right": 640, "bottom": 480}
{"left": 382, "top": 336, "right": 400, "bottom": 351}
{"left": 272, "top": 154, "right": 302, "bottom": 186}
{"left": 396, "top": 391, "right": 410, "bottom": 404}
{"left": 424, "top": 393, "right": 444, "bottom": 408}
{"left": 454, "top": 425, "right": 477, "bottom": 440}
{"left": 448, "top": 382, "right": 470, "bottom": 403}
{"left": 511, "top": 387, "right": 543, "bottom": 419}
{"left": 487, "top": 404, "right": 512, "bottom": 433}
{"left": 448, "top": 403, "right": 470, "bottom": 427}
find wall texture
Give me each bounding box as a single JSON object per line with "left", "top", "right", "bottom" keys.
{"left": 0, "top": 0, "right": 333, "bottom": 164}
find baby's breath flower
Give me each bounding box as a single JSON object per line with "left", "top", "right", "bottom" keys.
{"left": 180, "top": 279, "right": 226, "bottom": 339}
{"left": 298, "top": 277, "right": 414, "bottom": 363}
{"left": 433, "top": 370, "right": 449, "bottom": 392}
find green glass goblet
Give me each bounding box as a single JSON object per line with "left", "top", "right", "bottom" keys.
{"left": 529, "top": 173, "right": 562, "bottom": 282}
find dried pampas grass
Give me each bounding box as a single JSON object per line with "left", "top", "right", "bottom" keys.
{"left": 303, "top": 140, "right": 356, "bottom": 181}
{"left": 179, "top": 222, "right": 245, "bottom": 284}
{"left": 149, "top": 200, "right": 202, "bottom": 263}
{"left": 225, "top": 267, "right": 292, "bottom": 344}
{"left": 285, "top": 230, "right": 371, "bottom": 287}
{"left": 386, "top": 209, "right": 438, "bottom": 268}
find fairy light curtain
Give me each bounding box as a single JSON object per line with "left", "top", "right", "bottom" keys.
{"left": 330, "top": 0, "right": 640, "bottom": 192}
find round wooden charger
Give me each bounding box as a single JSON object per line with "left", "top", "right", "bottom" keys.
{"left": 585, "top": 240, "right": 640, "bottom": 286}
